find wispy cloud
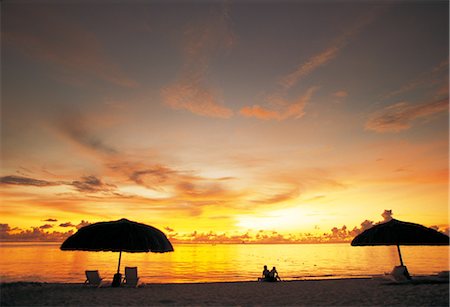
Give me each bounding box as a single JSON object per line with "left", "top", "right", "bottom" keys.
{"left": 383, "top": 59, "right": 449, "bottom": 99}
{"left": 240, "top": 8, "right": 384, "bottom": 121}
{"left": 56, "top": 112, "right": 118, "bottom": 156}
{"left": 59, "top": 222, "right": 74, "bottom": 228}
{"left": 39, "top": 224, "right": 53, "bottom": 229}
{"left": 279, "top": 46, "right": 340, "bottom": 90}
{"left": 240, "top": 86, "right": 318, "bottom": 120}
{"left": 161, "top": 5, "right": 234, "bottom": 118}
{"left": 161, "top": 83, "right": 233, "bottom": 118}
{"left": 1, "top": 173, "right": 117, "bottom": 195}
{"left": 129, "top": 165, "right": 177, "bottom": 186}
{"left": 365, "top": 98, "right": 448, "bottom": 133}
{"left": 3, "top": 6, "right": 138, "bottom": 88}
{"left": 250, "top": 189, "right": 300, "bottom": 205}
{"left": 70, "top": 176, "right": 116, "bottom": 193}
{"left": 0, "top": 175, "right": 57, "bottom": 187}
{"left": 279, "top": 9, "right": 383, "bottom": 90}
{"left": 333, "top": 90, "right": 348, "bottom": 98}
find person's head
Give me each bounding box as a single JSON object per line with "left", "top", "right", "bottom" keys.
{"left": 272, "top": 267, "right": 276, "bottom": 270}
{"left": 264, "top": 265, "right": 267, "bottom": 269}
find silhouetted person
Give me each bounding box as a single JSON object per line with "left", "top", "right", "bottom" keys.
{"left": 262, "top": 265, "right": 269, "bottom": 279}
{"left": 258, "top": 265, "right": 270, "bottom": 281}
{"left": 269, "top": 266, "right": 281, "bottom": 282}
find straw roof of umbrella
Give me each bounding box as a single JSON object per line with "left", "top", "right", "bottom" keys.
{"left": 61, "top": 218, "right": 174, "bottom": 252}
{"left": 351, "top": 219, "right": 449, "bottom": 246}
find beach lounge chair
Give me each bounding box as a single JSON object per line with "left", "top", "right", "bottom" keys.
{"left": 85, "top": 270, "right": 105, "bottom": 287}
{"left": 123, "top": 267, "right": 140, "bottom": 287}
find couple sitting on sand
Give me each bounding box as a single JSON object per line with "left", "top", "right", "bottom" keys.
{"left": 259, "top": 265, "right": 281, "bottom": 282}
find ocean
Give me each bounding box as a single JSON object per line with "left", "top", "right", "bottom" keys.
{"left": 0, "top": 242, "right": 448, "bottom": 283}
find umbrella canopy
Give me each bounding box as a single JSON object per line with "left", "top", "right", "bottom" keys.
{"left": 61, "top": 218, "right": 174, "bottom": 253}
{"left": 61, "top": 218, "right": 173, "bottom": 282}
{"left": 351, "top": 219, "right": 449, "bottom": 246}
{"left": 351, "top": 218, "right": 449, "bottom": 267}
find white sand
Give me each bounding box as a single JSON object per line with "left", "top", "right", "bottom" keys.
{"left": 1, "top": 278, "right": 448, "bottom": 306}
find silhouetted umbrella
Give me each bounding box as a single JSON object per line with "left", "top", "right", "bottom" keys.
{"left": 61, "top": 218, "right": 173, "bottom": 286}
{"left": 351, "top": 219, "right": 449, "bottom": 267}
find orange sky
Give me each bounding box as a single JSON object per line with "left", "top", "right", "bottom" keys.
{"left": 1, "top": 1, "right": 448, "bottom": 243}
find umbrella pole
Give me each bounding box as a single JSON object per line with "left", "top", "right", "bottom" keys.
{"left": 117, "top": 250, "right": 122, "bottom": 274}
{"left": 396, "top": 244, "right": 404, "bottom": 266}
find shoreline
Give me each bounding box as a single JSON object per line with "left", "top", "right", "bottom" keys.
{"left": 2, "top": 277, "right": 448, "bottom": 306}
{"left": 1, "top": 276, "right": 374, "bottom": 286}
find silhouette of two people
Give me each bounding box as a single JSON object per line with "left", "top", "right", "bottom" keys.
{"left": 260, "top": 265, "right": 281, "bottom": 282}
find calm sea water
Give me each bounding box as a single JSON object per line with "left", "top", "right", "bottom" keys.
{"left": 0, "top": 242, "right": 448, "bottom": 283}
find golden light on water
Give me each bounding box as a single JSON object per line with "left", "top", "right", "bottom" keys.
{"left": 1, "top": 243, "right": 448, "bottom": 283}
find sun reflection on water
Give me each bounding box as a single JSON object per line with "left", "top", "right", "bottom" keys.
{"left": 0, "top": 243, "right": 448, "bottom": 283}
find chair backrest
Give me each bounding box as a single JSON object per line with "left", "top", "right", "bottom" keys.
{"left": 124, "top": 267, "right": 139, "bottom": 286}
{"left": 125, "top": 267, "right": 138, "bottom": 280}
{"left": 85, "top": 270, "right": 102, "bottom": 285}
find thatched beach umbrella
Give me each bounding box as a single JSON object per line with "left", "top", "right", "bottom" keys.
{"left": 351, "top": 219, "right": 449, "bottom": 277}
{"left": 61, "top": 218, "right": 173, "bottom": 286}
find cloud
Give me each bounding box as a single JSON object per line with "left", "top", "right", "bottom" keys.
{"left": 1, "top": 172, "right": 117, "bottom": 196}
{"left": 3, "top": 209, "right": 447, "bottom": 243}
{"left": 0, "top": 175, "right": 57, "bottom": 187}
{"left": 3, "top": 6, "right": 138, "bottom": 88}
{"left": 383, "top": 59, "right": 449, "bottom": 99}
{"left": 381, "top": 209, "right": 393, "bottom": 222}
{"left": 114, "top": 162, "right": 241, "bottom": 205}
{"left": 239, "top": 105, "right": 280, "bottom": 120}
{"left": 365, "top": 98, "right": 448, "bottom": 133}
{"left": 161, "top": 82, "right": 233, "bottom": 118}
{"left": 59, "top": 222, "right": 75, "bottom": 228}
{"left": 39, "top": 224, "right": 53, "bottom": 229}
{"left": 279, "top": 9, "right": 383, "bottom": 90}
{"left": 324, "top": 209, "right": 448, "bottom": 242}
{"left": 70, "top": 176, "right": 116, "bottom": 193}
{"left": 0, "top": 224, "right": 11, "bottom": 234}
{"left": 161, "top": 5, "right": 234, "bottom": 118}
{"left": 431, "top": 225, "right": 450, "bottom": 236}
{"left": 43, "top": 218, "right": 58, "bottom": 222}
{"left": 0, "top": 223, "right": 74, "bottom": 242}
{"left": 57, "top": 112, "right": 118, "bottom": 156}
{"left": 169, "top": 227, "right": 349, "bottom": 244}
{"left": 76, "top": 220, "right": 91, "bottom": 229}
{"left": 280, "top": 46, "right": 340, "bottom": 90}
{"left": 129, "top": 165, "right": 176, "bottom": 186}
{"left": 239, "top": 86, "right": 318, "bottom": 120}
{"left": 251, "top": 189, "right": 299, "bottom": 205}
{"left": 122, "top": 163, "right": 201, "bottom": 192}
{"left": 240, "top": 8, "right": 384, "bottom": 122}
{"left": 333, "top": 90, "right": 348, "bottom": 98}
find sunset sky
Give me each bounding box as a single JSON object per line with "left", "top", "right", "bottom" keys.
{"left": 1, "top": 1, "right": 448, "bottom": 243}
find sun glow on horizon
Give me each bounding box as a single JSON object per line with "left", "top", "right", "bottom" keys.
{"left": 236, "top": 206, "right": 321, "bottom": 232}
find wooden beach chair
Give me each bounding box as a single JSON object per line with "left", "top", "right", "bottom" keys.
{"left": 84, "top": 270, "right": 105, "bottom": 287}
{"left": 123, "top": 267, "right": 140, "bottom": 287}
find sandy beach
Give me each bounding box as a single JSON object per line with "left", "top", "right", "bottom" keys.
{"left": 1, "top": 278, "right": 448, "bottom": 306}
